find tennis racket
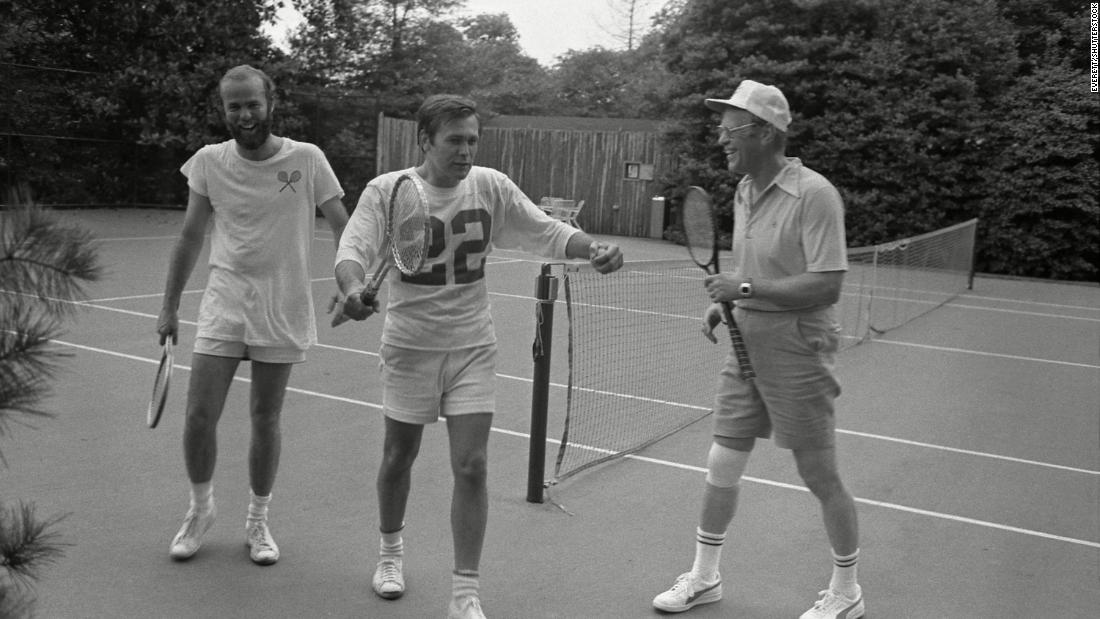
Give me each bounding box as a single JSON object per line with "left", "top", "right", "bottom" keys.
{"left": 147, "top": 340, "right": 173, "bottom": 428}
{"left": 682, "top": 186, "right": 755, "bottom": 380}
{"left": 332, "top": 173, "right": 432, "bottom": 327}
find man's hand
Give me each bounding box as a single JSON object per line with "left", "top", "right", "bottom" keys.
{"left": 156, "top": 308, "right": 179, "bottom": 345}
{"left": 701, "top": 303, "right": 725, "bottom": 343}
{"left": 589, "top": 241, "right": 624, "bottom": 274}
{"left": 343, "top": 288, "right": 379, "bottom": 321}
{"left": 703, "top": 273, "right": 738, "bottom": 304}
{"left": 327, "top": 288, "right": 379, "bottom": 327}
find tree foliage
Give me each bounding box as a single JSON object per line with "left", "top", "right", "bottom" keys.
{"left": 650, "top": 0, "right": 1096, "bottom": 280}
{"left": 0, "top": 0, "right": 1093, "bottom": 280}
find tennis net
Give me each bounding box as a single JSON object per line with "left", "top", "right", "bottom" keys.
{"left": 838, "top": 218, "right": 977, "bottom": 348}
{"left": 526, "top": 218, "right": 978, "bottom": 495}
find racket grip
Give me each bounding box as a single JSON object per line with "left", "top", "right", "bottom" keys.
{"left": 333, "top": 264, "right": 390, "bottom": 327}
{"left": 361, "top": 263, "right": 390, "bottom": 304}
{"left": 720, "top": 302, "right": 755, "bottom": 381}
{"left": 360, "top": 279, "right": 382, "bottom": 305}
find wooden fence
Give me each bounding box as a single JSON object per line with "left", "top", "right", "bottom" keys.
{"left": 376, "top": 114, "right": 674, "bottom": 237}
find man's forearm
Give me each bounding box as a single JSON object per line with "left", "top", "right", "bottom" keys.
{"left": 752, "top": 271, "right": 844, "bottom": 307}
{"left": 335, "top": 259, "right": 367, "bottom": 296}
{"left": 564, "top": 231, "right": 597, "bottom": 259}
{"left": 161, "top": 239, "right": 202, "bottom": 311}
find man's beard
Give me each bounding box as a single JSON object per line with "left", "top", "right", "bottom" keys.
{"left": 227, "top": 115, "right": 272, "bottom": 151}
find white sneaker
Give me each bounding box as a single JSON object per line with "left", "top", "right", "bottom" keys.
{"left": 800, "top": 587, "right": 865, "bottom": 619}
{"left": 168, "top": 505, "right": 216, "bottom": 560}
{"left": 372, "top": 556, "right": 405, "bottom": 599}
{"left": 245, "top": 519, "right": 280, "bottom": 565}
{"left": 652, "top": 571, "right": 722, "bottom": 613}
{"left": 447, "top": 595, "right": 486, "bottom": 619}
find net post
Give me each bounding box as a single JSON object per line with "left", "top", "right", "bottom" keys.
{"left": 967, "top": 218, "right": 979, "bottom": 290}
{"left": 527, "top": 264, "right": 558, "bottom": 503}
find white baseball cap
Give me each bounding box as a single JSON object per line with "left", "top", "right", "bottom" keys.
{"left": 705, "top": 80, "right": 791, "bottom": 132}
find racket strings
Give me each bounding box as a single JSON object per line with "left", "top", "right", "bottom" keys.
{"left": 682, "top": 197, "right": 716, "bottom": 264}
{"left": 389, "top": 180, "right": 430, "bottom": 274}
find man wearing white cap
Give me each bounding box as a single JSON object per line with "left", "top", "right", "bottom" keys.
{"left": 652, "top": 80, "right": 864, "bottom": 619}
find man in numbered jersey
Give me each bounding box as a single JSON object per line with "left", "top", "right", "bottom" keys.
{"left": 335, "top": 94, "right": 624, "bottom": 619}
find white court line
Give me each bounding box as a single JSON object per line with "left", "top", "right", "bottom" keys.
{"left": 836, "top": 429, "right": 1098, "bottom": 476}
{"left": 962, "top": 292, "right": 1100, "bottom": 313}
{"left": 52, "top": 339, "right": 382, "bottom": 411}
{"left": 875, "top": 338, "right": 1099, "bottom": 370}
{"left": 44, "top": 337, "right": 1100, "bottom": 550}
{"left": 947, "top": 302, "right": 1100, "bottom": 322}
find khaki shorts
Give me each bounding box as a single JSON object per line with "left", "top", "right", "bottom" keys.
{"left": 712, "top": 306, "right": 841, "bottom": 450}
{"left": 194, "top": 337, "right": 307, "bottom": 364}
{"left": 379, "top": 343, "right": 497, "bottom": 425}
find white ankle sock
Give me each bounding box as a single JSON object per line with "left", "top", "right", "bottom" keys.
{"left": 690, "top": 527, "right": 726, "bottom": 584}
{"left": 190, "top": 481, "right": 213, "bottom": 513}
{"left": 247, "top": 490, "right": 271, "bottom": 524}
{"left": 380, "top": 524, "right": 404, "bottom": 559}
{"left": 452, "top": 570, "right": 479, "bottom": 601}
{"left": 829, "top": 548, "right": 860, "bottom": 597}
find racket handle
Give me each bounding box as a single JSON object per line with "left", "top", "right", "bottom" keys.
{"left": 360, "top": 263, "right": 391, "bottom": 304}
{"left": 720, "top": 302, "right": 755, "bottom": 380}
{"left": 332, "top": 264, "right": 390, "bottom": 328}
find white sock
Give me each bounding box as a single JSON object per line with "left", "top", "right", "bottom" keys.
{"left": 690, "top": 527, "right": 726, "bottom": 584}
{"left": 380, "top": 524, "right": 404, "bottom": 559}
{"left": 452, "top": 570, "right": 479, "bottom": 601}
{"left": 829, "top": 548, "right": 860, "bottom": 598}
{"left": 190, "top": 481, "right": 213, "bottom": 513}
{"left": 247, "top": 490, "right": 271, "bottom": 524}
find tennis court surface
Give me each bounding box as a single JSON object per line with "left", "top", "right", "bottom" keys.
{"left": 4, "top": 208, "right": 1097, "bottom": 618}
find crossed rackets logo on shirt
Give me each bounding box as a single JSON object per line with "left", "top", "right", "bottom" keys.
{"left": 278, "top": 170, "right": 301, "bottom": 192}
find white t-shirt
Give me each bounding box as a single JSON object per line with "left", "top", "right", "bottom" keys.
{"left": 337, "top": 166, "right": 578, "bottom": 350}
{"left": 182, "top": 138, "right": 344, "bottom": 349}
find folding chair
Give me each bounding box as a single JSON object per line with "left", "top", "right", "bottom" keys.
{"left": 548, "top": 199, "right": 583, "bottom": 229}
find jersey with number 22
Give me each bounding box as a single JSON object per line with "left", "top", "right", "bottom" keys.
{"left": 337, "top": 166, "right": 576, "bottom": 351}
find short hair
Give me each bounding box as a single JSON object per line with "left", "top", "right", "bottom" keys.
{"left": 416, "top": 95, "right": 480, "bottom": 142}
{"left": 740, "top": 112, "right": 787, "bottom": 148}
{"left": 219, "top": 64, "right": 276, "bottom": 107}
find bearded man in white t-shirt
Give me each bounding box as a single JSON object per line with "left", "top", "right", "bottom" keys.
{"left": 157, "top": 64, "right": 348, "bottom": 566}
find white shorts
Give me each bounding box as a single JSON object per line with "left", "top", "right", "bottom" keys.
{"left": 194, "top": 337, "right": 306, "bottom": 364}
{"left": 379, "top": 343, "right": 497, "bottom": 425}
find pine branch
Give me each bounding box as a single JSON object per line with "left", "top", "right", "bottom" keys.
{"left": 0, "top": 298, "right": 67, "bottom": 459}
{"left": 0, "top": 502, "right": 69, "bottom": 587}
{"left": 0, "top": 203, "right": 99, "bottom": 462}
{"left": 0, "top": 202, "right": 95, "bottom": 613}
{"left": 0, "top": 586, "right": 34, "bottom": 619}
{"left": 0, "top": 204, "right": 102, "bottom": 320}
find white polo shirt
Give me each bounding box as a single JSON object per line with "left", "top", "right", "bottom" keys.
{"left": 732, "top": 157, "right": 848, "bottom": 312}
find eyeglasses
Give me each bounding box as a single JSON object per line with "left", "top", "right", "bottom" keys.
{"left": 715, "top": 122, "right": 757, "bottom": 138}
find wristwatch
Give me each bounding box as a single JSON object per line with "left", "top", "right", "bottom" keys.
{"left": 738, "top": 278, "right": 754, "bottom": 299}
